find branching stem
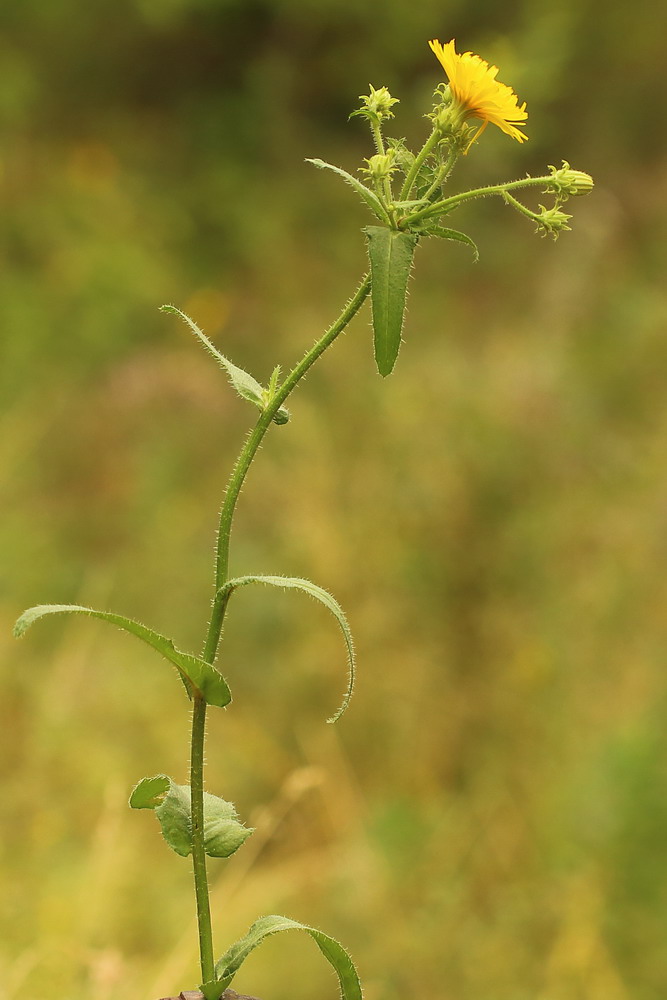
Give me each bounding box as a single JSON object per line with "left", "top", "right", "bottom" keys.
{"left": 190, "top": 272, "right": 372, "bottom": 984}
{"left": 403, "top": 174, "right": 551, "bottom": 227}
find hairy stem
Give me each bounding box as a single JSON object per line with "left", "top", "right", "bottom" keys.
{"left": 403, "top": 174, "right": 551, "bottom": 227}
{"left": 203, "top": 271, "right": 372, "bottom": 663}
{"left": 419, "top": 145, "right": 460, "bottom": 203}
{"left": 399, "top": 127, "right": 440, "bottom": 202}
{"left": 190, "top": 272, "right": 372, "bottom": 983}
{"left": 190, "top": 694, "right": 215, "bottom": 984}
{"left": 371, "top": 121, "right": 385, "bottom": 156}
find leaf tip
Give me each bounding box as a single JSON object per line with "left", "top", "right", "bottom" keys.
{"left": 12, "top": 613, "right": 28, "bottom": 638}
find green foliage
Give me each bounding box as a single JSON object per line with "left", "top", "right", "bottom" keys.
{"left": 305, "top": 159, "right": 389, "bottom": 223}
{"left": 219, "top": 575, "right": 355, "bottom": 723}
{"left": 129, "top": 775, "right": 253, "bottom": 859}
{"left": 207, "top": 914, "right": 362, "bottom": 1000}
{"left": 364, "top": 226, "right": 419, "bottom": 377}
{"left": 160, "top": 305, "right": 290, "bottom": 426}
{"left": 418, "top": 225, "right": 479, "bottom": 260}
{"left": 13, "top": 604, "right": 231, "bottom": 707}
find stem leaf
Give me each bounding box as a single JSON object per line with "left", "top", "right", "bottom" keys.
{"left": 161, "top": 305, "right": 290, "bottom": 426}
{"left": 130, "top": 775, "right": 253, "bottom": 858}
{"left": 209, "top": 914, "right": 362, "bottom": 1000}
{"left": 365, "top": 226, "right": 419, "bottom": 377}
{"left": 219, "top": 575, "right": 355, "bottom": 723}
{"left": 13, "top": 604, "right": 231, "bottom": 708}
{"left": 419, "top": 225, "right": 479, "bottom": 260}
{"left": 306, "top": 158, "right": 388, "bottom": 222}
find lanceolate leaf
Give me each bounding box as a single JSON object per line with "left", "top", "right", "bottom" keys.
{"left": 418, "top": 225, "right": 479, "bottom": 260}
{"left": 208, "top": 914, "right": 362, "bottom": 1000}
{"left": 365, "top": 226, "right": 419, "bottom": 377}
{"left": 306, "top": 158, "right": 389, "bottom": 223}
{"left": 161, "top": 305, "right": 290, "bottom": 426}
{"left": 129, "top": 775, "right": 253, "bottom": 859}
{"left": 13, "top": 604, "right": 231, "bottom": 708}
{"left": 218, "top": 575, "right": 355, "bottom": 723}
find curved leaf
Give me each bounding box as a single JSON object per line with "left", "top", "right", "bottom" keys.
{"left": 130, "top": 775, "right": 253, "bottom": 859}
{"left": 209, "top": 914, "right": 362, "bottom": 1000}
{"left": 13, "top": 604, "right": 231, "bottom": 708}
{"left": 419, "top": 225, "right": 479, "bottom": 260}
{"left": 219, "top": 575, "right": 355, "bottom": 723}
{"left": 306, "top": 158, "right": 389, "bottom": 223}
{"left": 365, "top": 226, "right": 419, "bottom": 377}
{"left": 128, "top": 774, "right": 170, "bottom": 809}
{"left": 161, "top": 305, "right": 290, "bottom": 426}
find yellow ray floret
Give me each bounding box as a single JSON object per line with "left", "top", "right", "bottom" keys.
{"left": 429, "top": 38, "right": 528, "bottom": 143}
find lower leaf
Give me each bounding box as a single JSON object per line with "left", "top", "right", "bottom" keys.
{"left": 212, "top": 914, "right": 362, "bottom": 1000}
{"left": 129, "top": 775, "right": 253, "bottom": 859}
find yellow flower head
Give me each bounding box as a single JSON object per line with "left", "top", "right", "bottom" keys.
{"left": 429, "top": 38, "right": 528, "bottom": 143}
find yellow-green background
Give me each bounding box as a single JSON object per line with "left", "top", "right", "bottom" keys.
{"left": 2, "top": 2, "right": 666, "bottom": 998}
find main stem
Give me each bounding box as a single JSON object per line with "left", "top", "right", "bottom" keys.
{"left": 190, "top": 272, "right": 372, "bottom": 984}
{"left": 190, "top": 694, "right": 215, "bottom": 983}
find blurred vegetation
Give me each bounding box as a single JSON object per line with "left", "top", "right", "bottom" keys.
{"left": 2, "top": 1, "right": 667, "bottom": 998}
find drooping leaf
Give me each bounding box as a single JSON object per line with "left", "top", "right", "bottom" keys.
{"left": 218, "top": 575, "right": 355, "bottom": 723}
{"left": 418, "top": 225, "right": 479, "bottom": 260}
{"left": 160, "top": 305, "right": 290, "bottom": 426}
{"left": 365, "top": 226, "right": 419, "bottom": 377}
{"left": 306, "top": 158, "right": 389, "bottom": 223}
{"left": 129, "top": 775, "right": 253, "bottom": 859}
{"left": 207, "top": 914, "right": 362, "bottom": 1000}
{"left": 13, "top": 604, "right": 231, "bottom": 708}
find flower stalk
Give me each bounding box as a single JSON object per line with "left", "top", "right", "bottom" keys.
{"left": 401, "top": 174, "right": 553, "bottom": 228}
{"left": 399, "top": 127, "right": 441, "bottom": 202}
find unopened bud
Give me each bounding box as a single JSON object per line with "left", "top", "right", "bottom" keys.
{"left": 362, "top": 151, "right": 397, "bottom": 180}
{"left": 352, "top": 84, "right": 399, "bottom": 123}
{"left": 535, "top": 204, "right": 572, "bottom": 239}
{"left": 547, "top": 160, "right": 594, "bottom": 198}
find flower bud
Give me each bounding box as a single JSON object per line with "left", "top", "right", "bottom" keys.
{"left": 362, "top": 151, "right": 397, "bottom": 181}
{"left": 534, "top": 204, "right": 572, "bottom": 239}
{"left": 353, "top": 84, "right": 399, "bottom": 123}
{"left": 547, "top": 160, "right": 594, "bottom": 198}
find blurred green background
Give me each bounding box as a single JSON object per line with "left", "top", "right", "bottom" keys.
{"left": 2, "top": 1, "right": 667, "bottom": 998}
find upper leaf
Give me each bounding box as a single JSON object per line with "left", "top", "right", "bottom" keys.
{"left": 13, "top": 604, "right": 231, "bottom": 708}
{"left": 418, "top": 224, "right": 479, "bottom": 260}
{"left": 365, "top": 226, "right": 419, "bottom": 377}
{"left": 219, "top": 575, "right": 355, "bottom": 723}
{"left": 161, "top": 305, "right": 290, "bottom": 426}
{"left": 208, "top": 914, "right": 362, "bottom": 1000}
{"left": 306, "top": 158, "right": 389, "bottom": 224}
{"left": 130, "top": 775, "right": 253, "bottom": 859}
